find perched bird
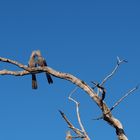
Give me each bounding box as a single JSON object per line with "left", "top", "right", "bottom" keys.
{"left": 35, "top": 50, "right": 53, "bottom": 84}
{"left": 28, "top": 51, "right": 38, "bottom": 89}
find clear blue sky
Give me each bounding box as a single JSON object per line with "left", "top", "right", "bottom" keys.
{"left": 0, "top": 0, "right": 139, "bottom": 139}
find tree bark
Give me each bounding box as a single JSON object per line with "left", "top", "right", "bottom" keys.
{"left": 0, "top": 56, "right": 129, "bottom": 140}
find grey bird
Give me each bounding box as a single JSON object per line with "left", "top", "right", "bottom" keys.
{"left": 28, "top": 51, "right": 38, "bottom": 89}
{"left": 35, "top": 50, "right": 53, "bottom": 84}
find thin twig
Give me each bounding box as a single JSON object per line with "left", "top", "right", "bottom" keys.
{"left": 92, "top": 115, "right": 103, "bottom": 121}
{"left": 69, "top": 87, "right": 85, "bottom": 132}
{"left": 110, "top": 85, "right": 139, "bottom": 111}
{"left": 100, "top": 57, "right": 127, "bottom": 86}
{"left": 59, "top": 110, "right": 84, "bottom": 137}
{"left": 91, "top": 57, "right": 127, "bottom": 100}
{"left": 91, "top": 81, "right": 100, "bottom": 95}
{"left": 91, "top": 81, "right": 106, "bottom": 101}
{"left": 68, "top": 87, "right": 79, "bottom": 102}
{"left": 93, "top": 85, "right": 139, "bottom": 120}
{"left": 66, "top": 131, "right": 85, "bottom": 140}
{"left": 68, "top": 87, "right": 90, "bottom": 140}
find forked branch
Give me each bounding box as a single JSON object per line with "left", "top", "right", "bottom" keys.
{"left": 68, "top": 87, "right": 90, "bottom": 140}
{"left": 0, "top": 51, "right": 137, "bottom": 140}
{"left": 93, "top": 85, "right": 138, "bottom": 121}
{"left": 101, "top": 56, "right": 127, "bottom": 86}
{"left": 59, "top": 87, "right": 90, "bottom": 140}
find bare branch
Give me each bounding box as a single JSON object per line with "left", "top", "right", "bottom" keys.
{"left": 0, "top": 57, "right": 29, "bottom": 70}
{"left": 68, "top": 87, "right": 79, "bottom": 102}
{"left": 100, "top": 57, "right": 127, "bottom": 86}
{"left": 68, "top": 87, "right": 90, "bottom": 140}
{"left": 0, "top": 69, "right": 29, "bottom": 76}
{"left": 91, "top": 81, "right": 106, "bottom": 101}
{"left": 0, "top": 53, "right": 45, "bottom": 75}
{"left": 59, "top": 110, "right": 84, "bottom": 137}
{"left": 0, "top": 53, "right": 130, "bottom": 140}
{"left": 93, "top": 85, "right": 139, "bottom": 120}
{"left": 60, "top": 87, "right": 90, "bottom": 140}
{"left": 92, "top": 115, "right": 103, "bottom": 121}
{"left": 0, "top": 55, "right": 42, "bottom": 76}
{"left": 91, "top": 57, "right": 127, "bottom": 102}
{"left": 110, "top": 85, "right": 139, "bottom": 111}
{"left": 66, "top": 131, "right": 85, "bottom": 140}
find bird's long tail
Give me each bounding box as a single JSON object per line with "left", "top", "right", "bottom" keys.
{"left": 32, "top": 74, "right": 38, "bottom": 89}
{"left": 46, "top": 73, "right": 53, "bottom": 84}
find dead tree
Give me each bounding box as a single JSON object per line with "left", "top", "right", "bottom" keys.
{"left": 0, "top": 51, "right": 138, "bottom": 140}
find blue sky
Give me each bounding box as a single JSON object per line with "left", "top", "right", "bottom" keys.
{"left": 0, "top": 0, "right": 140, "bottom": 139}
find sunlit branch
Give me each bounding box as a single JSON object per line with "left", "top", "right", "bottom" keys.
{"left": 0, "top": 57, "right": 29, "bottom": 70}
{"left": 100, "top": 56, "right": 127, "bottom": 86}
{"left": 68, "top": 87, "right": 90, "bottom": 140}
{"left": 0, "top": 52, "right": 131, "bottom": 140}
{"left": 110, "top": 85, "right": 139, "bottom": 111}
{"left": 59, "top": 110, "right": 85, "bottom": 138}
{"left": 93, "top": 85, "right": 138, "bottom": 121}
{"left": 91, "top": 81, "right": 106, "bottom": 101}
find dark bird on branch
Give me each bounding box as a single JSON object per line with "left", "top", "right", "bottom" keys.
{"left": 28, "top": 51, "right": 38, "bottom": 89}
{"left": 35, "top": 50, "right": 53, "bottom": 84}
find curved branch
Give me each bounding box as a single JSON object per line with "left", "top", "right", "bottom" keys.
{"left": 59, "top": 110, "right": 84, "bottom": 137}
{"left": 0, "top": 56, "right": 129, "bottom": 140}
{"left": 0, "top": 57, "right": 29, "bottom": 70}
{"left": 100, "top": 56, "right": 127, "bottom": 86}
{"left": 68, "top": 87, "right": 90, "bottom": 140}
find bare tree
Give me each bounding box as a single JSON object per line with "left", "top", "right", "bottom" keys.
{"left": 0, "top": 51, "right": 138, "bottom": 140}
